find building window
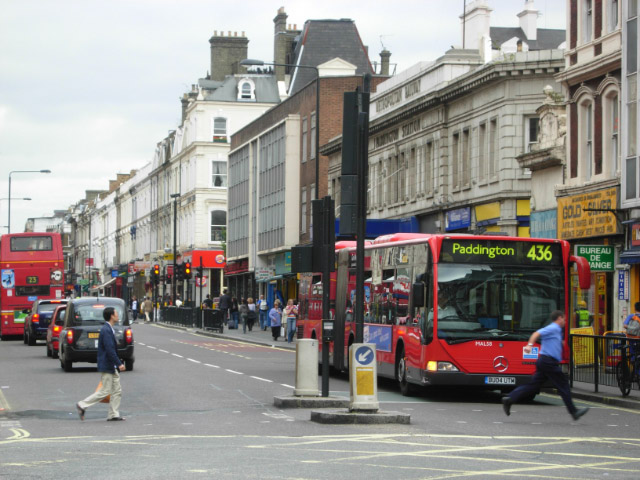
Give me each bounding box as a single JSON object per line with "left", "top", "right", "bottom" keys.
{"left": 301, "top": 117, "right": 308, "bottom": 163}
{"left": 210, "top": 210, "right": 226, "bottom": 242}
{"left": 609, "top": 0, "right": 619, "bottom": 32}
{"left": 489, "top": 119, "right": 498, "bottom": 179}
{"left": 310, "top": 184, "right": 315, "bottom": 236}
{"left": 211, "top": 160, "right": 227, "bottom": 187}
{"left": 478, "top": 123, "right": 487, "bottom": 181}
{"left": 301, "top": 187, "right": 307, "bottom": 233}
{"left": 310, "top": 112, "right": 316, "bottom": 160}
{"left": 462, "top": 128, "right": 470, "bottom": 187}
{"left": 213, "top": 117, "right": 227, "bottom": 143}
{"left": 525, "top": 116, "right": 540, "bottom": 152}
{"left": 604, "top": 92, "right": 620, "bottom": 176}
{"left": 408, "top": 147, "right": 416, "bottom": 197}
{"left": 583, "top": 0, "right": 593, "bottom": 43}
{"left": 452, "top": 132, "right": 460, "bottom": 189}
{"left": 377, "top": 160, "right": 384, "bottom": 205}
{"left": 580, "top": 100, "right": 594, "bottom": 180}
{"left": 398, "top": 151, "right": 406, "bottom": 200}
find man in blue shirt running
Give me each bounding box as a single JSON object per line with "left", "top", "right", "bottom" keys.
{"left": 502, "top": 310, "right": 589, "bottom": 421}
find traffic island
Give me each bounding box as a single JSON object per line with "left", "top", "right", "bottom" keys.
{"left": 273, "top": 396, "right": 349, "bottom": 409}
{"left": 310, "top": 409, "right": 411, "bottom": 424}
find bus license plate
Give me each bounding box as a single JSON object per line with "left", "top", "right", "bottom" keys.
{"left": 88, "top": 332, "right": 100, "bottom": 339}
{"left": 485, "top": 376, "right": 515, "bottom": 385}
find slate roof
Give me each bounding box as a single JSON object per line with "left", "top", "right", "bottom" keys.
{"left": 490, "top": 27, "right": 565, "bottom": 51}
{"left": 198, "top": 75, "right": 280, "bottom": 103}
{"left": 289, "top": 19, "right": 373, "bottom": 94}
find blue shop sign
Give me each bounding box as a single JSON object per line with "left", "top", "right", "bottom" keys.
{"left": 446, "top": 207, "right": 471, "bottom": 231}
{"left": 530, "top": 209, "right": 557, "bottom": 239}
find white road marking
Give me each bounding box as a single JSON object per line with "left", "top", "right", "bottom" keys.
{"left": 138, "top": 342, "right": 145, "bottom": 346}
{"left": 187, "top": 358, "right": 201, "bottom": 364}
{"left": 280, "top": 384, "right": 295, "bottom": 389}
{"left": 159, "top": 349, "right": 169, "bottom": 353}
{"left": 225, "top": 369, "right": 243, "bottom": 375}
{"left": 204, "top": 364, "right": 219, "bottom": 368}
{"left": 147, "top": 346, "right": 157, "bottom": 349}
{"left": 250, "top": 376, "right": 273, "bottom": 383}
{"left": 172, "top": 354, "right": 183, "bottom": 358}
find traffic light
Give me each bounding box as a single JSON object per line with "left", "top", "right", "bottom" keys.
{"left": 195, "top": 265, "right": 204, "bottom": 279}
{"left": 152, "top": 264, "right": 160, "bottom": 285}
{"left": 176, "top": 263, "right": 184, "bottom": 282}
{"left": 184, "top": 262, "right": 192, "bottom": 279}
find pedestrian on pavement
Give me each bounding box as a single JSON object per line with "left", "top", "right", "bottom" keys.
{"left": 239, "top": 298, "right": 249, "bottom": 333}
{"left": 143, "top": 296, "right": 153, "bottom": 322}
{"left": 76, "top": 307, "right": 126, "bottom": 422}
{"left": 130, "top": 296, "right": 138, "bottom": 322}
{"left": 203, "top": 294, "right": 213, "bottom": 309}
{"left": 247, "top": 297, "right": 257, "bottom": 332}
{"left": 283, "top": 299, "right": 298, "bottom": 343}
{"left": 258, "top": 294, "right": 269, "bottom": 330}
{"left": 502, "top": 310, "right": 589, "bottom": 421}
{"left": 574, "top": 300, "right": 592, "bottom": 328}
{"left": 230, "top": 297, "right": 239, "bottom": 329}
{"left": 175, "top": 294, "right": 182, "bottom": 308}
{"left": 218, "top": 289, "right": 231, "bottom": 323}
{"left": 269, "top": 300, "right": 282, "bottom": 341}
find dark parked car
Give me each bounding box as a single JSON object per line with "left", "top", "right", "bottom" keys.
{"left": 45, "top": 305, "right": 67, "bottom": 358}
{"left": 58, "top": 297, "right": 134, "bottom": 372}
{"left": 23, "top": 299, "right": 67, "bottom": 346}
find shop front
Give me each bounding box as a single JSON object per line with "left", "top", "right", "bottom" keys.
{"left": 257, "top": 252, "right": 295, "bottom": 308}
{"left": 557, "top": 187, "right": 622, "bottom": 333}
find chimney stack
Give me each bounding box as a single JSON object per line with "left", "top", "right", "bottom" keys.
{"left": 380, "top": 49, "right": 391, "bottom": 76}
{"left": 517, "top": 0, "right": 538, "bottom": 41}
{"left": 460, "top": 0, "right": 492, "bottom": 50}
{"left": 209, "top": 31, "right": 249, "bottom": 82}
{"left": 273, "top": 7, "right": 288, "bottom": 82}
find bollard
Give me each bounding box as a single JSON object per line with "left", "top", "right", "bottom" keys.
{"left": 294, "top": 339, "right": 319, "bottom": 397}
{"left": 349, "top": 343, "right": 379, "bottom": 412}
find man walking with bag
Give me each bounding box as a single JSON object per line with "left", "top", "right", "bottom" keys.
{"left": 76, "top": 307, "right": 126, "bottom": 422}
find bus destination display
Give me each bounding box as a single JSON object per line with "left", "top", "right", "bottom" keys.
{"left": 440, "top": 239, "right": 562, "bottom": 266}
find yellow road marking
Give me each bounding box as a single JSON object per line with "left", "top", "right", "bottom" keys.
{"left": 0, "top": 389, "right": 11, "bottom": 412}
{"left": 6, "top": 429, "right": 30, "bottom": 440}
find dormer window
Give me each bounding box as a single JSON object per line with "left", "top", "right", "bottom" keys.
{"left": 237, "top": 78, "right": 255, "bottom": 101}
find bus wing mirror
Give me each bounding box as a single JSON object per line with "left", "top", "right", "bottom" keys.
{"left": 412, "top": 282, "right": 425, "bottom": 308}
{"left": 570, "top": 255, "right": 591, "bottom": 290}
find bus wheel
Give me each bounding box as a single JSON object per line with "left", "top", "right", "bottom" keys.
{"left": 396, "top": 346, "right": 413, "bottom": 396}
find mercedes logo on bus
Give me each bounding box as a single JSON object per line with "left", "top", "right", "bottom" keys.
{"left": 493, "top": 356, "right": 508, "bottom": 372}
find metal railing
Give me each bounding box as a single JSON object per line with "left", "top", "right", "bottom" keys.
{"left": 569, "top": 332, "right": 639, "bottom": 394}
{"left": 160, "top": 306, "right": 225, "bottom": 332}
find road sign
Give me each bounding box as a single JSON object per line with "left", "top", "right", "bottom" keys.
{"left": 349, "top": 343, "right": 379, "bottom": 411}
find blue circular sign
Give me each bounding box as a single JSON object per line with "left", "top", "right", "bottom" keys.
{"left": 355, "top": 346, "right": 374, "bottom": 365}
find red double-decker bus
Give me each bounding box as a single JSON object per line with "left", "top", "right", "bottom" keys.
{"left": 299, "top": 233, "right": 591, "bottom": 395}
{"left": 0, "top": 233, "right": 65, "bottom": 340}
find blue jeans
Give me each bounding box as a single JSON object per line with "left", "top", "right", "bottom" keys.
{"left": 259, "top": 310, "right": 268, "bottom": 330}
{"left": 231, "top": 311, "right": 239, "bottom": 329}
{"left": 286, "top": 318, "right": 296, "bottom": 343}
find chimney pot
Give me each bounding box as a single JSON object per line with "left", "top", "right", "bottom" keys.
{"left": 214, "top": 30, "right": 217, "bottom": 36}
{"left": 228, "top": 30, "right": 231, "bottom": 36}
{"left": 293, "top": 24, "right": 297, "bottom": 30}
{"left": 234, "top": 31, "right": 237, "bottom": 37}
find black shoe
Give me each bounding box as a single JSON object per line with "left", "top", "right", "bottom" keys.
{"left": 571, "top": 407, "right": 589, "bottom": 421}
{"left": 501, "top": 397, "right": 511, "bottom": 416}
{"left": 76, "top": 403, "right": 85, "bottom": 421}
{"left": 107, "top": 416, "right": 125, "bottom": 421}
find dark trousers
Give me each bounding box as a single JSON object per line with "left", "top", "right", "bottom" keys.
{"left": 509, "top": 354, "right": 577, "bottom": 414}
{"left": 271, "top": 325, "right": 280, "bottom": 340}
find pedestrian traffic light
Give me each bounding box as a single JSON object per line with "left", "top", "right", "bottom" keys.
{"left": 184, "top": 262, "right": 192, "bottom": 279}
{"left": 195, "top": 265, "right": 204, "bottom": 279}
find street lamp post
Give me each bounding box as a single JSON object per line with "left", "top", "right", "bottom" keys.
{"left": 170, "top": 193, "right": 180, "bottom": 305}
{"left": 8, "top": 170, "right": 51, "bottom": 233}
{"left": 240, "top": 59, "right": 320, "bottom": 200}
{"left": 0, "top": 198, "right": 31, "bottom": 230}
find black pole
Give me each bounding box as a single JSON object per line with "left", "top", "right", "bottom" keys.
{"left": 199, "top": 256, "right": 204, "bottom": 329}
{"left": 172, "top": 195, "right": 178, "bottom": 305}
{"left": 315, "top": 72, "right": 320, "bottom": 199}
{"left": 355, "top": 75, "right": 371, "bottom": 344}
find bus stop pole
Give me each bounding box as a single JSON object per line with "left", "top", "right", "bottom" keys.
{"left": 199, "top": 256, "right": 204, "bottom": 330}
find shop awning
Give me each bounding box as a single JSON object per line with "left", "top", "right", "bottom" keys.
{"left": 619, "top": 250, "right": 640, "bottom": 264}
{"left": 89, "top": 277, "right": 117, "bottom": 291}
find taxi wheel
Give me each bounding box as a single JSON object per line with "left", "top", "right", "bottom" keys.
{"left": 46, "top": 343, "right": 52, "bottom": 357}
{"left": 124, "top": 359, "right": 134, "bottom": 371}
{"left": 23, "top": 331, "right": 28, "bottom": 344}
{"left": 28, "top": 330, "right": 36, "bottom": 346}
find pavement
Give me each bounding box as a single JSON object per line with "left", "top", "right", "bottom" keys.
{"left": 152, "top": 320, "right": 640, "bottom": 411}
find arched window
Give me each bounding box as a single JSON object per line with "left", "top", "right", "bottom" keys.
{"left": 213, "top": 117, "right": 227, "bottom": 143}
{"left": 237, "top": 79, "right": 255, "bottom": 101}
{"left": 210, "top": 210, "right": 226, "bottom": 243}
{"left": 578, "top": 96, "right": 594, "bottom": 180}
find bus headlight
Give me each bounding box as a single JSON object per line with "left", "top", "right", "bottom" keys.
{"left": 427, "top": 361, "right": 460, "bottom": 372}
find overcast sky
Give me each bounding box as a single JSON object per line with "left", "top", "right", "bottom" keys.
{"left": 0, "top": 0, "right": 566, "bottom": 233}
